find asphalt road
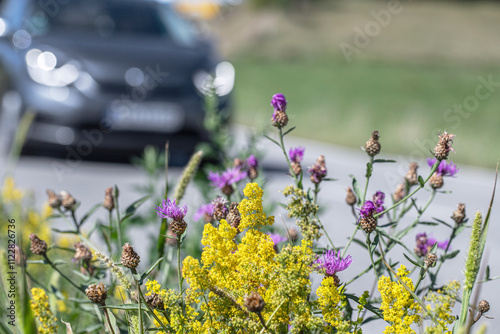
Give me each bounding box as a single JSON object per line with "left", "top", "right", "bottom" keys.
{"left": 2, "top": 129, "right": 499, "bottom": 332}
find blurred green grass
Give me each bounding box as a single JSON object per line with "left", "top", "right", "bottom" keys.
{"left": 210, "top": 1, "right": 500, "bottom": 168}
{"left": 231, "top": 56, "right": 500, "bottom": 167}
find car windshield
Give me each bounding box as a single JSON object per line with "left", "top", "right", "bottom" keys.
{"left": 27, "top": 0, "right": 198, "bottom": 45}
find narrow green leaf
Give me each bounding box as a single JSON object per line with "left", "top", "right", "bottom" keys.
{"left": 486, "top": 265, "right": 491, "bottom": 280}
{"left": 263, "top": 135, "right": 280, "bottom": 147}
{"left": 404, "top": 253, "right": 423, "bottom": 268}
{"left": 429, "top": 242, "right": 438, "bottom": 254}
{"left": 104, "top": 309, "right": 121, "bottom": 334}
{"left": 121, "top": 196, "right": 150, "bottom": 223}
{"left": 365, "top": 162, "right": 373, "bottom": 178}
{"left": 139, "top": 258, "right": 164, "bottom": 284}
{"left": 0, "top": 321, "right": 13, "bottom": 334}
{"left": 349, "top": 174, "right": 363, "bottom": 205}
{"left": 51, "top": 228, "right": 78, "bottom": 234}
{"left": 418, "top": 175, "right": 425, "bottom": 188}
{"left": 282, "top": 126, "right": 296, "bottom": 137}
{"left": 79, "top": 203, "right": 102, "bottom": 227}
{"left": 102, "top": 303, "right": 148, "bottom": 311}
{"left": 322, "top": 177, "right": 338, "bottom": 181}
{"left": 373, "top": 159, "right": 396, "bottom": 163}
{"left": 370, "top": 234, "right": 379, "bottom": 255}
{"left": 441, "top": 250, "right": 460, "bottom": 260}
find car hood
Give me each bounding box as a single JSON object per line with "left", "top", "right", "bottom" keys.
{"left": 31, "top": 33, "right": 213, "bottom": 89}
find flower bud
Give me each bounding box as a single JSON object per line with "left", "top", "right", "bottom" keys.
{"left": 103, "top": 187, "right": 114, "bottom": 211}
{"left": 452, "top": 203, "right": 466, "bottom": 225}
{"left": 345, "top": 187, "right": 357, "bottom": 206}
{"left": 424, "top": 252, "right": 437, "bottom": 268}
{"left": 478, "top": 300, "right": 490, "bottom": 314}
{"left": 60, "top": 191, "right": 76, "bottom": 210}
{"left": 85, "top": 283, "right": 107, "bottom": 305}
{"left": 365, "top": 131, "right": 381, "bottom": 157}
{"left": 433, "top": 131, "right": 455, "bottom": 161}
{"left": 121, "top": 243, "right": 140, "bottom": 270}
{"left": 244, "top": 291, "right": 265, "bottom": 313}
{"left": 46, "top": 189, "right": 62, "bottom": 208}
{"left": 29, "top": 233, "right": 47, "bottom": 256}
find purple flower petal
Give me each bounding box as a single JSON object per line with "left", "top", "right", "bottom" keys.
{"left": 289, "top": 147, "right": 305, "bottom": 163}
{"left": 271, "top": 93, "right": 287, "bottom": 112}
{"left": 268, "top": 232, "right": 287, "bottom": 245}
{"left": 155, "top": 198, "right": 187, "bottom": 221}
{"left": 315, "top": 250, "right": 352, "bottom": 276}
{"left": 193, "top": 203, "right": 214, "bottom": 221}
{"left": 246, "top": 155, "right": 258, "bottom": 168}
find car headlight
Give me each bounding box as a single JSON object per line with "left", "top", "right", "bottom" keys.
{"left": 25, "top": 49, "right": 80, "bottom": 87}
{"left": 193, "top": 61, "right": 235, "bottom": 97}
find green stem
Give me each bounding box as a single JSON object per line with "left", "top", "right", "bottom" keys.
{"left": 103, "top": 308, "right": 117, "bottom": 334}
{"left": 136, "top": 279, "right": 170, "bottom": 333}
{"left": 157, "top": 142, "right": 170, "bottom": 265}
{"left": 366, "top": 235, "right": 376, "bottom": 273}
{"left": 432, "top": 225, "right": 458, "bottom": 286}
{"left": 374, "top": 160, "right": 439, "bottom": 219}
{"left": 362, "top": 156, "right": 374, "bottom": 203}
{"left": 342, "top": 225, "right": 359, "bottom": 258}
{"left": 413, "top": 266, "right": 428, "bottom": 292}
{"left": 70, "top": 210, "right": 79, "bottom": 233}
{"left": 113, "top": 192, "right": 122, "bottom": 253}
{"left": 315, "top": 213, "right": 335, "bottom": 249}
{"left": 278, "top": 127, "right": 300, "bottom": 187}
{"left": 43, "top": 255, "right": 84, "bottom": 293}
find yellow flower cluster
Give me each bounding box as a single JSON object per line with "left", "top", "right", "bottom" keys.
{"left": 423, "top": 281, "right": 459, "bottom": 334}
{"left": 238, "top": 183, "right": 274, "bottom": 230}
{"left": 145, "top": 279, "right": 201, "bottom": 333}
{"left": 1, "top": 177, "right": 24, "bottom": 203}
{"left": 378, "top": 265, "right": 421, "bottom": 334}
{"left": 183, "top": 183, "right": 325, "bottom": 333}
{"left": 30, "top": 288, "right": 58, "bottom": 334}
{"left": 317, "top": 276, "right": 343, "bottom": 328}
{"left": 282, "top": 185, "right": 321, "bottom": 240}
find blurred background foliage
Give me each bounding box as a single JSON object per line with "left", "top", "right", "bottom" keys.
{"left": 206, "top": 0, "right": 500, "bottom": 168}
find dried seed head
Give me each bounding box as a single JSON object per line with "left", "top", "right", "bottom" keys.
{"left": 212, "top": 197, "right": 229, "bottom": 221}
{"left": 478, "top": 300, "right": 490, "bottom": 314}
{"left": 86, "top": 283, "right": 107, "bottom": 305}
{"left": 233, "top": 158, "right": 245, "bottom": 169}
{"left": 170, "top": 219, "right": 187, "bottom": 235}
{"left": 405, "top": 162, "right": 419, "bottom": 186}
{"left": 288, "top": 227, "right": 299, "bottom": 242}
{"left": 247, "top": 167, "right": 258, "bottom": 181}
{"left": 226, "top": 202, "right": 241, "bottom": 232}
{"left": 14, "top": 244, "right": 26, "bottom": 267}
{"left": 74, "top": 242, "right": 92, "bottom": 262}
{"left": 393, "top": 183, "right": 406, "bottom": 202}
{"left": 429, "top": 172, "right": 444, "bottom": 189}
{"left": 29, "top": 233, "right": 47, "bottom": 256}
{"left": 308, "top": 155, "right": 327, "bottom": 184}
{"left": 103, "top": 187, "right": 114, "bottom": 211}
{"left": 452, "top": 203, "right": 466, "bottom": 225}
{"left": 221, "top": 184, "right": 234, "bottom": 196}
{"left": 365, "top": 131, "right": 381, "bottom": 157}
{"left": 60, "top": 191, "right": 76, "bottom": 210}
{"left": 145, "top": 293, "right": 165, "bottom": 310}
{"left": 244, "top": 291, "right": 265, "bottom": 313}
{"left": 272, "top": 110, "right": 288, "bottom": 128}
{"left": 121, "top": 243, "right": 140, "bottom": 270}
{"left": 345, "top": 187, "right": 357, "bottom": 206}
{"left": 424, "top": 252, "right": 437, "bottom": 267}
{"left": 290, "top": 162, "right": 302, "bottom": 176}
{"left": 433, "top": 131, "right": 455, "bottom": 161}
{"left": 359, "top": 216, "right": 377, "bottom": 234}
{"left": 46, "top": 189, "right": 62, "bottom": 208}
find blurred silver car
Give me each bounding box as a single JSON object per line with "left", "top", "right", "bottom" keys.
{"left": 0, "top": 0, "right": 234, "bottom": 163}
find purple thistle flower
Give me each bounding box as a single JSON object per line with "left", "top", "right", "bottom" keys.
{"left": 208, "top": 167, "right": 246, "bottom": 189}
{"left": 315, "top": 250, "right": 352, "bottom": 276}
{"left": 372, "top": 191, "right": 386, "bottom": 217}
{"left": 268, "top": 232, "right": 287, "bottom": 246}
{"left": 359, "top": 200, "right": 376, "bottom": 218}
{"left": 155, "top": 198, "right": 187, "bottom": 221}
{"left": 193, "top": 203, "right": 214, "bottom": 221}
{"left": 289, "top": 147, "right": 305, "bottom": 163}
{"left": 415, "top": 232, "right": 449, "bottom": 257}
{"left": 271, "top": 93, "right": 287, "bottom": 112}
{"left": 246, "top": 155, "right": 258, "bottom": 168}
{"left": 427, "top": 158, "right": 459, "bottom": 177}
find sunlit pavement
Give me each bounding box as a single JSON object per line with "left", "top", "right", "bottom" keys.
{"left": 5, "top": 127, "right": 500, "bottom": 331}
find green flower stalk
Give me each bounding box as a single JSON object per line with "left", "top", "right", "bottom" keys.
{"left": 95, "top": 250, "right": 132, "bottom": 291}
{"left": 173, "top": 150, "right": 203, "bottom": 201}
{"left": 459, "top": 211, "right": 484, "bottom": 328}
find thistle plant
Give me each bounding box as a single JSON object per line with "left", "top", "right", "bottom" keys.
{"left": 1, "top": 92, "right": 498, "bottom": 334}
